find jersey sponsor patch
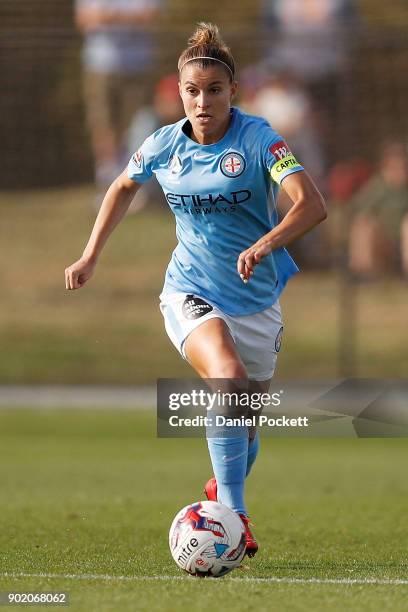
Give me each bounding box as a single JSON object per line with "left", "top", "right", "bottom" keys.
{"left": 269, "top": 140, "right": 291, "bottom": 161}
{"left": 275, "top": 326, "right": 284, "bottom": 352}
{"left": 182, "top": 295, "right": 213, "bottom": 320}
{"left": 132, "top": 150, "right": 143, "bottom": 168}
{"left": 220, "top": 152, "right": 246, "bottom": 178}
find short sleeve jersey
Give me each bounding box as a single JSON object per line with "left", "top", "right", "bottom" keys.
{"left": 128, "top": 107, "right": 303, "bottom": 316}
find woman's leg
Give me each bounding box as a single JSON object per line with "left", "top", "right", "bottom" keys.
{"left": 246, "top": 431, "right": 260, "bottom": 477}
{"left": 184, "top": 317, "right": 246, "bottom": 380}
{"left": 185, "top": 318, "right": 249, "bottom": 515}
{"left": 246, "top": 379, "right": 272, "bottom": 475}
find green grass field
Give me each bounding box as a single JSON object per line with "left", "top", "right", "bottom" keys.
{"left": 0, "top": 409, "right": 407, "bottom": 611}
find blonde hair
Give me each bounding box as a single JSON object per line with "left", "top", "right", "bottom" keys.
{"left": 178, "top": 23, "right": 235, "bottom": 81}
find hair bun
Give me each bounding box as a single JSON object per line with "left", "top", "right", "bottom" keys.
{"left": 178, "top": 22, "right": 235, "bottom": 80}
{"left": 188, "top": 22, "right": 224, "bottom": 48}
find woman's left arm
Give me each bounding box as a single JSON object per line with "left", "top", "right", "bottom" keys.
{"left": 237, "top": 171, "right": 327, "bottom": 281}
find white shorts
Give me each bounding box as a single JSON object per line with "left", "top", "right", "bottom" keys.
{"left": 159, "top": 293, "right": 283, "bottom": 381}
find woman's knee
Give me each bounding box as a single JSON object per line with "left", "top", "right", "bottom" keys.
{"left": 206, "top": 359, "right": 247, "bottom": 381}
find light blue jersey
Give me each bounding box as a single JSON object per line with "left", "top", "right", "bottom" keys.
{"left": 128, "top": 107, "right": 303, "bottom": 316}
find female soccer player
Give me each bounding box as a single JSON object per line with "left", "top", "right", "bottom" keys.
{"left": 65, "top": 23, "right": 326, "bottom": 557}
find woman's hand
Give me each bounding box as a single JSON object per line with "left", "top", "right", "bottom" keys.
{"left": 237, "top": 241, "right": 272, "bottom": 283}
{"left": 65, "top": 257, "right": 96, "bottom": 290}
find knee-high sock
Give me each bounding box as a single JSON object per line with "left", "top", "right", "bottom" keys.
{"left": 206, "top": 427, "right": 248, "bottom": 515}
{"left": 246, "top": 431, "right": 260, "bottom": 477}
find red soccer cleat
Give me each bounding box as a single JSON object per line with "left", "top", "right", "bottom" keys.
{"left": 204, "top": 477, "right": 259, "bottom": 557}
{"left": 204, "top": 477, "right": 218, "bottom": 502}
{"left": 239, "top": 514, "right": 259, "bottom": 558}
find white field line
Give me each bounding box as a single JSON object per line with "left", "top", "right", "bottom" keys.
{"left": 1, "top": 572, "right": 407, "bottom": 586}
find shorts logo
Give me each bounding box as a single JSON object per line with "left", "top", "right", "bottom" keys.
{"left": 275, "top": 326, "right": 284, "bottom": 352}
{"left": 182, "top": 295, "right": 213, "bottom": 320}
{"left": 132, "top": 150, "right": 143, "bottom": 168}
{"left": 269, "top": 141, "right": 291, "bottom": 161}
{"left": 169, "top": 155, "right": 183, "bottom": 174}
{"left": 220, "top": 152, "right": 246, "bottom": 178}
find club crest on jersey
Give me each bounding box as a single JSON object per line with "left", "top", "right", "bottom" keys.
{"left": 269, "top": 141, "right": 291, "bottom": 161}
{"left": 169, "top": 155, "right": 183, "bottom": 174}
{"left": 182, "top": 295, "right": 213, "bottom": 320}
{"left": 220, "top": 152, "right": 246, "bottom": 178}
{"left": 132, "top": 150, "right": 143, "bottom": 168}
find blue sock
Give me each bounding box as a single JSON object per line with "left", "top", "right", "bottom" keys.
{"left": 246, "top": 431, "right": 260, "bottom": 477}
{"left": 206, "top": 426, "right": 248, "bottom": 515}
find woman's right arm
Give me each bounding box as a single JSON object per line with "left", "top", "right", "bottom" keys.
{"left": 65, "top": 170, "right": 140, "bottom": 290}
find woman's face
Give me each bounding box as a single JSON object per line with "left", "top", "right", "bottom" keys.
{"left": 179, "top": 63, "right": 237, "bottom": 145}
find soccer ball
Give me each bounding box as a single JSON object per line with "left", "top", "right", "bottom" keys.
{"left": 169, "top": 500, "right": 246, "bottom": 577}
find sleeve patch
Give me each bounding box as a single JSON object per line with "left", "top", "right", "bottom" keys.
{"left": 132, "top": 150, "right": 143, "bottom": 168}
{"left": 127, "top": 135, "right": 155, "bottom": 184}
{"left": 269, "top": 140, "right": 292, "bottom": 161}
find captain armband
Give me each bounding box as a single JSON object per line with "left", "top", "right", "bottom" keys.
{"left": 270, "top": 155, "right": 303, "bottom": 184}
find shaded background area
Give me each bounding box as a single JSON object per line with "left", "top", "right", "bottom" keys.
{"left": 2, "top": 0, "right": 408, "bottom": 188}
{"left": 1, "top": 0, "right": 408, "bottom": 384}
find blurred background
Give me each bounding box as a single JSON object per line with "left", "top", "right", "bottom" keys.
{"left": 1, "top": 0, "right": 408, "bottom": 386}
